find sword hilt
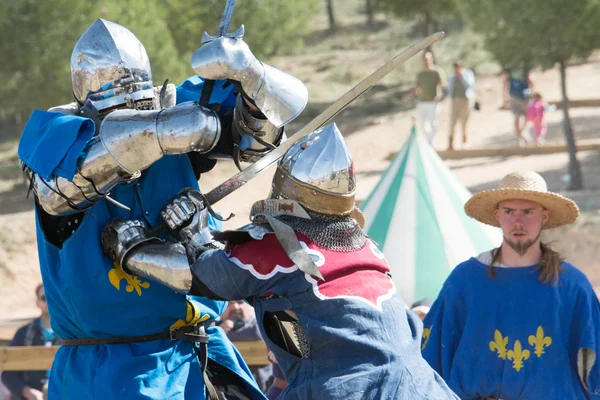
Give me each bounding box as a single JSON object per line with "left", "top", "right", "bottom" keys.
{"left": 147, "top": 221, "right": 168, "bottom": 237}
{"left": 148, "top": 192, "right": 235, "bottom": 237}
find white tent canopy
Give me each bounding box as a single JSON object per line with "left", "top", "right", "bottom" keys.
{"left": 360, "top": 133, "right": 502, "bottom": 305}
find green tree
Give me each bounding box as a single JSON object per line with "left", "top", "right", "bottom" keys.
{"left": 0, "top": 0, "right": 318, "bottom": 124}
{"left": 166, "top": 0, "right": 320, "bottom": 60}
{"left": 0, "top": 0, "right": 94, "bottom": 120}
{"left": 97, "top": 1, "right": 188, "bottom": 86}
{"left": 374, "top": 0, "right": 456, "bottom": 37}
{"left": 0, "top": 0, "right": 184, "bottom": 122}
{"left": 365, "top": 0, "right": 375, "bottom": 27}
{"left": 325, "top": 0, "right": 336, "bottom": 32}
{"left": 459, "top": 0, "right": 600, "bottom": 190}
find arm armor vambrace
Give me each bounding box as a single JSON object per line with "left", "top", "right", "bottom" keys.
{"left": 124, "top": 242, "right": 193, "bottom": 294}
{"left": 33, "top": 102, "right": 220, "bottom": 216}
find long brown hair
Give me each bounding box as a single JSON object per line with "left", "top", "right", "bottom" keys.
{"left": 488, "top": 242, "right": 563, "bottom": 285}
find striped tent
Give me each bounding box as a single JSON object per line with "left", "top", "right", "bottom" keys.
{"left": 360, "top": 132, "right": 502, "bottom": 306}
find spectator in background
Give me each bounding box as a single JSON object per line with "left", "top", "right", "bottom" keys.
{"left": 404, "top": 52, "right": 446, "bottom": 146}
{"left": 265, "top": 351, "right": 287, "bottom": 400}
{"left": 219, "top": 303, "right": 289, "bottom": 399}
{"left": 218, "top": 300, "right": 259, "bottom": 340}
{"left": 218, "top": 301, "right": 273, "bottom": 393}
{"left": 2, "top": 284, "right": 60, "bottom": 400}
{"left": 0, "top": 375, "right": 11, "bottom": 400}
{"left": 446, "top": 61, "right": 476, "bottom": 151}
{"left": 410, "top": 298, "right": 432, "bottom": 321}
{"left": 526, "top": 92, "right": 551, "bottom": 146}
{"left": 504, "top": 68, "right": 533, "bottom": 146}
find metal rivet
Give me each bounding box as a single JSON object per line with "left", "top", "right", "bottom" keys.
{"left": 145, "top": 212, "right": 149, "bottom": 216}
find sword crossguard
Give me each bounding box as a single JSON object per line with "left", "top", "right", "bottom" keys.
{"left": 201, "top": 25, "right": 245, "bottom": 44}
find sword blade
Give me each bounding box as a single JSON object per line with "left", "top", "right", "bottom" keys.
{"left": 204, "top": 32, "right": 445, "bottom": 206}
{"left": 218, "top": 0, "right": 237, "bottom": 36}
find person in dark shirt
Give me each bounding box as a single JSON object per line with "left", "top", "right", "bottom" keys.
{"left": 503, "top": 68, "right": 534, "bottom": 146}
{"left": 2, "top": 284, "right": 60, "bottom": 400}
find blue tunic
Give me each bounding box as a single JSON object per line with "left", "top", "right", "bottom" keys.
{"left": 422, "top": 255, "right": 600, "bottom": 399}
{"left": 18, "top": 79, "right": 264, "bottom": 399}
{"left": 193, "top": 232, "right": 459, "bottom": 399}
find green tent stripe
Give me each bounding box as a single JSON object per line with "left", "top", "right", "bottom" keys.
{"left": 360, "top": 138, "right": 410, "bottom": 212}
{"left": 365, "top": 138, "right": 413, "bottom": 248}
{"left": 421, "top": 140, "right": 498, "bottom": 251}
{"left": 414, "top": 142, "right": 449, "bottom": 302}
{"left": 422, "top": 139, "right": 473, "bottom": 200}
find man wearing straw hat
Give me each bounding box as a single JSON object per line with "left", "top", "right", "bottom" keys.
{"left": 421, "top": 171, "right": 600, "bottom": 399}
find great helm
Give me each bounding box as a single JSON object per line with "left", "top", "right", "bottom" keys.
{"left": 71, "top": 19, "right": 154, "bottom": 114}
{"left": 272, "top": 123, "right": 356, "bottom": 216}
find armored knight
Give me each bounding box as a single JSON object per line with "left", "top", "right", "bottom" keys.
{"left": 101, "top": 123, "right": 460, "bottom": 399}
{"left": 17, "top": 19, "right": 307, "bottom": 399}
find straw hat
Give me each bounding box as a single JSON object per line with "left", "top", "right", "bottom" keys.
{"left": 464, "top": 171, "right": 579, "bottom": 229}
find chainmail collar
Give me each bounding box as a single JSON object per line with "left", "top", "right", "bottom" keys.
{"left": 249, "top": 198, "right": 367, "bottom": 252}
{"left": 275, "top": 209, "right": 367, "bottom": 252}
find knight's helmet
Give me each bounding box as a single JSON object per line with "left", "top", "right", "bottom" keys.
{"left": 272, "top": 123, "right": 356, "bottom": 217}
{"left": 71, "top": 19, "right": 155, "bottom": 116}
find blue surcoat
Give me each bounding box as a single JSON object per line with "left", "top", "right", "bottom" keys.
{"left": 422, "top": 256, "right": 600, "bottom": 399}
{"left": 18, "top": 78, "right": 265, "bottom": 399}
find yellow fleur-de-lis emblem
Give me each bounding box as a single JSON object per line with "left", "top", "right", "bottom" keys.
{"left": 170, "top": 300, "right": 212, "bottom": 331}
{"left": 108, "top": 262, "right": 150, "bottom": 296}
{"left": 422, "top": 325, "right": 432, "bottom": 350}
{"left": 489, "top": 330, "right": 509, "bottom": 360}
{"left": 507, "top": 340, "right": 530, "bottom": 371}
{"left": 528, "top": 326, "right": 552, "bottom": 358}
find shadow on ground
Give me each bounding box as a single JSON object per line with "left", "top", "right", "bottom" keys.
{"left": 304, "top": 20, "right": 390, "bottom": 45}
{"left": 480, "top": 110, "right": 600, "bottom": 149}
{"left": 463, "top": 150, "right": 600, "bottom": 197}
{"left": 287, "top": 83, "right": 412, "bottom": 136}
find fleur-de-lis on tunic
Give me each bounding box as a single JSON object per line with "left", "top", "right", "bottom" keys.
{"left": 489, "top": 330, "right": 509, "bottom": 360}
{"left": 528, "top": 325, "right": 552, "bottom": 357}
{"left": 507, "top": 340, "right": 530, "bottom": 371}
{"left": 108, "top": 262, "right": 150, "bottom": 296}
{"left": 422, "top": 325, "right": 432, "bottom": 350}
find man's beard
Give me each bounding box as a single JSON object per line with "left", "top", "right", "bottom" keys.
{"left": 504, "top": 230, "right": 542, "bottom": 256}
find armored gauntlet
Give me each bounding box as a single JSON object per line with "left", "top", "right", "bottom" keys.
{"left": 192, "top": 36, "right": 308, "bottom": 128}
{"left": 101, "top": 219, "right": 194, "bottom": 294}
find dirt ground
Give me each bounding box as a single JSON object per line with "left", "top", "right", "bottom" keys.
{"left": 1, "top": 59, "right": 599, "bottom": 334}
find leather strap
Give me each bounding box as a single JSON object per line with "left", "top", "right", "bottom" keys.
{"left": 61, "top": 331, "right": 170, "bottom": 346}
{"left": 185, "top": 325, "right": 221, "bottom": 400}
{"left": 61, "top": 325, "right": 221, "bottom": 400}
